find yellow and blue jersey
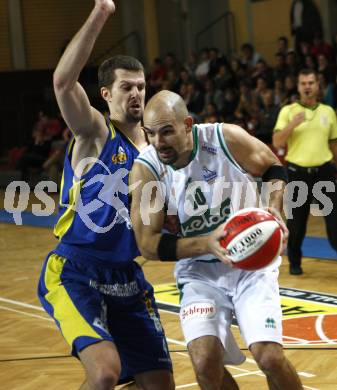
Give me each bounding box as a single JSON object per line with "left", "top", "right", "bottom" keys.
{"left": 54, "top": 119, "right": 140, "bottom": 265}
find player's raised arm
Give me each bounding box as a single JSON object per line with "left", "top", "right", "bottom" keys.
{"left": 53, "top": 0, "right": 115, "bottom": 138}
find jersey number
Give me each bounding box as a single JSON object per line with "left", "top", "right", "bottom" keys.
{"left": 189, "top": 187, "right": 206, "bottom": 210}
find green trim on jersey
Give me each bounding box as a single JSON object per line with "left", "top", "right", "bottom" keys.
{"left": 190, "top": 124, "right": 199, "bottom": 161}
{"left": 136, "top": 157, "right": 161, "bottom": 181}
{"left": 216, "top": 123, "right": 246, "bottom": 173}
{"left": 297, "top": 102, "right": 320, "bottom": 111}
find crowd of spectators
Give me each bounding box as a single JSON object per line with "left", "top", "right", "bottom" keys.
{"left": 146, "top": 34, "right": 337, "bottom": 150}
{"left": 8, "top": 110, "right": 71, "bottom": 186}
{"left": 7, "top": 33, "right": 337, "bottom": 188}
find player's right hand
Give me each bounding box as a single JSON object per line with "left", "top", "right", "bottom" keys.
{"left": 95, "top": 0, "right": 115, "bottom": 14}
{"left": 291, "top": 112, "right": 305, "bottom": 127}
{"left": 207, "top": 224, "right": 233, "bottom": 266}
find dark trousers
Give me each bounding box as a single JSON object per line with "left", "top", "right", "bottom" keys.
{"left": 286, "top": 162, "right": 337, "bottom": 266}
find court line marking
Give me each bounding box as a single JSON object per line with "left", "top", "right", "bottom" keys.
{"left": 315, "top": 314, "right": 337, "bottom": 345}
{"left": 0, "top": 305, "right": 53, "bottom": 322}
{"left": 0, "top": 297, "right": 44, "bottom": 311}
{"left": 175, "top": 383, "right": 198, "bottom": 389}
{"left": 0, "top": 296, "right": 320, "bottom": 388}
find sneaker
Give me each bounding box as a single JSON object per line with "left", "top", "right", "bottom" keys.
{"left": 290, "top": 265, "right": 303, "bottom": 275}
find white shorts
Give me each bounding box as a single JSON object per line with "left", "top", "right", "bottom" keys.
{"left": 177, "top": 260, "right": 282, "bottom": 365}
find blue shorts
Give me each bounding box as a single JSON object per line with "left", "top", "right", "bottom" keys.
{"left": 37, "top": 252, "right": 172, "bottom": 383}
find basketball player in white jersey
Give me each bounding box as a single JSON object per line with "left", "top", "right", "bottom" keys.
{"left": 130, "top": 90, "right": 303, "bottom": 389}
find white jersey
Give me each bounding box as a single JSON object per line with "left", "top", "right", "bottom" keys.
{"left": 136, "top": 123, "right": 282, "bottom": 355}
{"left": 136, "top": 123, "right": 262, "bottom": 263}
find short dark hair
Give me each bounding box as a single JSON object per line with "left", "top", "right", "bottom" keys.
{"left": 241, "top": 43, "right": 253, "bottom": 52}
{"left": 278, "top": 36, "right": 288, "bottom": 45}
{"left": 98, "top": 55, "right": 144, "bottom": 89}
{"left": 298, "top": 68, "right": 318, "bottom": 79}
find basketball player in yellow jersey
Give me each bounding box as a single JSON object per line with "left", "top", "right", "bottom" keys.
{"left": 37, "top": 1, "right": 174, "bottom": 389}
{"left": 273, "top": 68, "right": 337, "bottom": 275}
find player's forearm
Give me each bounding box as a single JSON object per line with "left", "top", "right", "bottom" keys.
{"left": 272, "top": 123, "right": 295, "bottom": 149}
{"left": 138, "top": 233, "right": 209, "bottom": 261}
{"left": 53, "top": 5, "right": 112, "bottom": 91}
{"left": 176, "top": 235, "right": 209, "bottom": 259}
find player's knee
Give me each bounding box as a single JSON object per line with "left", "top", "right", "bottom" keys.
{"left": 87, "top": 364, "right": 120, "bottom": 390}
{"left": 192, "top": 355, "right": 220, "bottom": 388}
{"left": 253, "top": 346, "right": 285, "bottom": 374}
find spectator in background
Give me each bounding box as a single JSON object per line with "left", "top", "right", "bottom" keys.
{"left": 286, "top": 50, "right": 300, "bottom": 76}
{"left": 274, "top": 78, "right": 286, "bottom": 106}
{"left": 273, "top": 53, "right": 289, "bottom": 81}
{"left": 202, "top": 78, "right": 225, "bottom": 114}
{"left": 277, "top": 36, "right": 289, "bottom": 55}
{"left": 214, "top": 63, "right": 235, "bottom": 90}
{"left": 207, "top": 47, "right": 227, "bottom": 79}
{"left": 311, "top": 32, "right": 333, "bottom": 60}
{"left": 200, "top": 102, "right": 219, "bottom": 123}
{"left": 179, "top": 68, "right": 194, "bottom": 86}
{"left": 235, "top": 80, "right": 258, "bottom": 126}
{"left": 185, "top": 81, "right": 204, "bottom": 115}
{"left": 165, "top": 69, "right": 181, "bottom": 93}
{"left": 16, "top": 119, "right": 52, "bottom": 183}
{"left": 147, "top": 57, "right": 166, "bottom": 96}
{"left": 255, "top": 77, "right": 269, "bottom": 109}
{"left": 317, "top": 53, "right": 336, "bottom": 83}
{"left": 254, "top": 89, "right": 280, "bottom": 145}
{"left": 184, "top": 51, "right": 198, "bottom": 77}
{"left": 251, "top": 59, "right": 274, "bottom": 87}
{"left": 222, "top": 87, "right": 239, "bottom": 122}
{"left": 297, "top": 40, "right": 312, "bottom": 66}
{"left": 42, "top": 127, "right": 71, "bottom": 186}
{"left": 304, "top": 55, "right": 317, "bottom": 71}
{"left": 290, "top": 0, "right": 322, "bottom": 52}
{"left": 230, "top": 56, "right": 247, "bottom": 85}
{"left": 195, "top": 48, "right": 210, "bottom": 80}
{"left": 240, "top": 43, "right": 261, "bottom": 71}
{"left": 318, "top": 71, "right": 335, "bottom": 108}
{"left": 164, "top": 52, "right": 181, "bottom": 75}
{"left": 283, "top": 75, "right": 299, "bottom": 105}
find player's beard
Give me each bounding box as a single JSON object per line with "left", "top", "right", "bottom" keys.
{"left": 125, "top": 110, "right": 142, "bottom": 123}
{"left": 157, "top": 148, "right": 178, "bottom": 165}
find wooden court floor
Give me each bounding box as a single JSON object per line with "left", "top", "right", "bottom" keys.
{"left": 0, "top": 191, "right": 337, "bottom": 389}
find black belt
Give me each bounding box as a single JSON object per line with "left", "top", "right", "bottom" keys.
{"left": 287, "top": 162, "right": 330, "bottom": 174}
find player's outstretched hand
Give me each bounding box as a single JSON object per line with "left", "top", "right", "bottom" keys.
{"left": 265, "top": 207, "right": 288, "bottom": 254}
{"left": 95, "top": 0, "right": 115, "bottom": 14}
{"left": 207, "top": 224, "right": 233, "bottom": 266}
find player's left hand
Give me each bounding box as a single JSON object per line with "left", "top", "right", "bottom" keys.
{"left": 95, "top": 0, "right": 115, "bottom": 14}
{"left": 207, "top": 224, "right": 233, "bottom": 266}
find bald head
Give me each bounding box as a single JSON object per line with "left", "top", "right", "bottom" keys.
{"left": 142, "top": 90, "right": 194, "bottom": 167}
{"left": 144, "top": 90, "right": 188, "bottom": 123}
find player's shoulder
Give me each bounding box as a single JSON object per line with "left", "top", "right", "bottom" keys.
{"left": 194, "top": 122, "right": 219, "bottom": 134}
{"left": 222, "top": 122, "right": 247, "bottom": 141}
{"left": 136, "top": 144, "right": 156, "bottom": 159}
{"left": 194, "top": 122, "right": 223, "bottom": 145}
{"left": 135, "top": 144, "right": 161, "bottom": 169}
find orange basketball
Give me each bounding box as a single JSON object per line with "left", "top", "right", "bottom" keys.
{"left": 220, "top": 207, "right": 283, "bottom": 270}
